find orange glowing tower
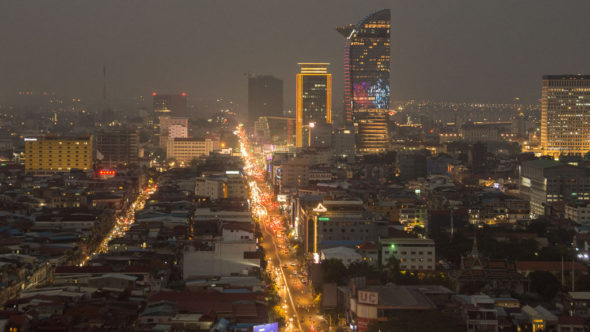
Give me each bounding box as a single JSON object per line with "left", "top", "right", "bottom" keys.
{"left": 295, "top": 63, "right": 332, "bottom": 148}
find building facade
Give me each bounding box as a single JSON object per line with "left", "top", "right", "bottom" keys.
{"left": 247, "top": 74, "right": 283, "bottom": 124}
{"left": 519, "top": 160, "right": 590, "bottom": 216}
{"left": 95, "top": 129, "right": 138, "bottom": 167}
{"left": 158, "top": 116, "right": 189, "bottom": 148}
{"left": 295, "top": 63, "right": 332, "bottom": 148}
{"left": 379, "top": 237, "right": 436, "bottom": 271}
{"left": 337, "top": 9, "right": 391, "bottom": 154}
{"left": 25, "top": 136, "right": 93, "bottom": 172}
{"left": 541, "top": 75, "right": 590, "bottom": 157}
{"left": 166, "top": 138, "right": 219, "bottom": 164}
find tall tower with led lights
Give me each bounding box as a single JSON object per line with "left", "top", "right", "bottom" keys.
{"left": 295, "top": 63, "right": 332, "bottom": 148}
{"left": 337, "top": 9, "right": 391, "bottom": 154}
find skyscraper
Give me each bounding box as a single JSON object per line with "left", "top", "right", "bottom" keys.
{"left": 337, "top": 9, "right": 391, "bottom": 154}
{"left": 248, "top": 75, "right": 284, "bottom": 124}
{"left": 295, "top": 63, "right": 332, "bottom": 148}
{"left": 541, "top": 75, "right": 590, "bottom": 158}
{"left": 153, "top": 92, "right": 188, "bottom": 117}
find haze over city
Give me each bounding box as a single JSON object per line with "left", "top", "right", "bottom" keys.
{"left": 2, "top": 1, "right": 590, "bottom": 332}
{"left": 2, "top": 0, "right": 590, "bottom": 112}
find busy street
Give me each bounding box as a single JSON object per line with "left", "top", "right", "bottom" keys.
{"left": 237, "top": 126, "right": 327, "bottom": 331}
{"left": 79, "top": 180, "right": 158, "bottom": 267}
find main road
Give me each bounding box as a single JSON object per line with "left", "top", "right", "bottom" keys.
{"left": 237, "top": 127, "right": 326, "bottom": 331}
{"left": 79, "top": 180, "right": 158, "bottom": 267}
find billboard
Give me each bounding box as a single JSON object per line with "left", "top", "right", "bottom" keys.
{"left": 358, "top": 290, "right": 379, "bottom": 305}
{"left": 253, "top": 322, "right": 279, "bottom": 332}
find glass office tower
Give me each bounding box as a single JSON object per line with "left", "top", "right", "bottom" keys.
{"left": 295, "top": 63, "right": 332, "bottom": 148}
{"left": 337, "top": 9, "right": 391, "bottom": 154}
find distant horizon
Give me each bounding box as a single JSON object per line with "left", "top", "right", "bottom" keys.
{"left": 1, "top": 0, "right": 589, "bottom": 114}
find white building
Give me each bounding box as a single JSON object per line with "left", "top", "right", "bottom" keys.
{"left": 183, "top": 223, "right": 259, "bottom": 279}
{"left": 379, "top": 237, "right": 435, "bottom": 271}
{"left": 166, "top": 138, "right": 219, "bottom": 164}
{"left": 320, "top": 246, "right": 363, "bottom": 267}
{"left": 565, "top": 202, "right": 590, "bottom": 225}
{"left": 168, "top": 124, "right": 188, "bottom": 139}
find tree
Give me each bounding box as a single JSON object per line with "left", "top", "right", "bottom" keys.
{"left": 529, "top": 271, "right": 561, "bottom": 300}
{"left": 347, "top": 261, "right": 379, "bottom": 280}
{"left": 321, "top": 259, "right": 348, "bottom": 285}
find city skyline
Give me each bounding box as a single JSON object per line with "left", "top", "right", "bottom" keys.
{"left": 2, "top": 0, "right": 590, "bottom": 115}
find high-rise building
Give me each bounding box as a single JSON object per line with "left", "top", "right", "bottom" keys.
{"left": 95, "top": 129, "right": 139, "bottom": 167}
{"left": 153, "top": 92, "right": 188, "bottom": 117}
{"left": 337, "top": 9, "right": 391, "bottom": 154}
{"left": 295, "top": 63, "right": 332, "bottom": 148}
{"left": 520, "top": 160, "right": 590, "bottom": 216}
{"left": 158, "top": 115, "right": 189, "bottom": 148}
{"left": 248, "top": 75, "right": 284, "bottom": 124}
{"left": 25, "top": 136, "right": 93, "bottom": 172}
{"left": 541, "top": 75, "right": 590, "bottom": 158}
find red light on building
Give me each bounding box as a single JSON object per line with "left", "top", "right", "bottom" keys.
{"left": 152, "top": 92, "right": 157, "bottom": 96}
{"left": 99, "top": 170, "right": 116, "bottom": 176}
{"left": 181, "top": 92, "right": 187, "bottom": 97}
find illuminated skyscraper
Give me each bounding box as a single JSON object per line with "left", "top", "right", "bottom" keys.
{"left": 153, "top": 92, "right": 188, "bottom": 117}
{"left": 295, "top": 63, "right": 332, "bottom": 148}
{"left": 541, "top": 75, "right": 590, "bottom": 158}
{"left": 337, "top": 9, "right": 391, "bottom": 154}
{"left": 248, "top": 75, "right": 283, "bottom": 124}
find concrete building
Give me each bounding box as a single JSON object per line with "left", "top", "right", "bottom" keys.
{"left": 379, "top": 237, "right": 435, "bottom": 271}
{"left": 158, "top": 116, "right": 189, "bottom": 148}
{"left": 320, "top": 246, "right": 364, "bottom": 267}
{"left": 565, "top": 201, "right": 590, "bottom": 225}
{"left": 332, "top": 128, "right": 356, "bottom": 158}
{"left": 95, "top": 128, "right": 139, "bottom": 167}
{"left": 183, "top": 224, "right": 259, "bottom": 279}
{"left": 166, "top": 137, "right": 219, "bottom": 165}
{"left": 348, "top": 284, "right": 435, "bottom": 332}
{"left": 302, "top": 200, "right": 388, "bottom": 253}
{"left": 194, "top": 172, "right": 247, "bottom": 200}
{"left": 25, "top": 136, "right": 93, "bottom": 172}
{"left": 541, "top": 75, "right": 590, "bottom": 158}
{"left": 519, "top": 160, "right": 590, "bottom": 216}
{"left": 455, "top": 295, "right": 499, "bottom": 332}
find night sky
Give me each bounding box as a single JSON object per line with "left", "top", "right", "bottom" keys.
{"left": 1, "top": 0, "right": 590, "bottom": 113}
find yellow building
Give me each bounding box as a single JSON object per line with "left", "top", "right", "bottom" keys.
{"left": 541, "top": 75, "right": 590, "bottom": 158}
{"left": 296, "top": 63, "right": 332, "bottom": 148}
{"left": 25, "top": 136, "right": 93, "bottom": 172}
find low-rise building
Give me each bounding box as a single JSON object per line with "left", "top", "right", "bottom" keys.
{"left": 379, "top": 237, "right": 435, "bottom": 271}
{"left": 166, "top": 137, "right": 219, "bottom": 165}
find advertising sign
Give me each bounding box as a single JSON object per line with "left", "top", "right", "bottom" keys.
{"left": 253, "top": 322, "right": 279, "bottom": 332}
{"left": 358, "top": 290, "right": 379, "bottom": 305}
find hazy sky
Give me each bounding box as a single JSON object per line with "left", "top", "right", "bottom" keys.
{"left": 1, "top": 0, "right": 590, "bottom": 114}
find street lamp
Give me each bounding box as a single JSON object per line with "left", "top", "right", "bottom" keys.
{"left": 308, "top": 122, "right": 316, "bottom": 147}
